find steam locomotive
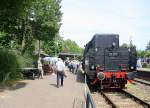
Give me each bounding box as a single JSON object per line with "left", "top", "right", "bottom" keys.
{"left": 82, "top": 34, "right": 137, "bottom": 89}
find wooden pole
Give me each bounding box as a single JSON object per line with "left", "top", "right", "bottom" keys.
{"left": 38, "top": 40, "right": 41, "bottom": 58}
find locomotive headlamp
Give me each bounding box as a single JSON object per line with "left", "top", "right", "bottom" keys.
{"left": 97, "top": 72, "right": 105, "bottom": 80}
{"left": 91, "top": 65, "right": 95, "bottom": 69}
{"left": 112, "top": 42, "right": 116, "bottom": 47}
{"left": 131, "top": 66, "right": 134, "bottom": 69}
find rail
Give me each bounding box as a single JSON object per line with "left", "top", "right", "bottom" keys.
{"left": 100, "top": 91, "right": 117, "bottom": 108}
{"left": 86, "top": 92, "right": 96, "bottom": 108}
{"left": 134, "top": 79, "right": 150, "bottom": 86}
{"left": 120, "top": 89, "right": 150, "bottom": 108}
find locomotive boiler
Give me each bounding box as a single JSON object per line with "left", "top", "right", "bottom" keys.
{"left": 82, "top": 34, "right": 137, "bottom": 89}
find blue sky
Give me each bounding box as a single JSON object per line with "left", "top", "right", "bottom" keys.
{"left": 60, "top": 0, "right": 150, "bottom": 50}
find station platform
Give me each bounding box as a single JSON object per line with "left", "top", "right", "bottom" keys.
{"left": 137, "top": 68, "right": 150, "bottom": 72}
{"left": 0, "top": 68, "right": 86, "bottom": 108}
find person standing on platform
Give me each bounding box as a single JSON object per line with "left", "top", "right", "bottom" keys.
{"left": 56, "top": 58, "right": 66, "bottom": 88}
{"left": 38, "top": 57, "right": 44, "bottom": 79}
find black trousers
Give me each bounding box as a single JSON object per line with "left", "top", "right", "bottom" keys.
{"left": 57, "top": 72, "right": 64, "bottom": 87}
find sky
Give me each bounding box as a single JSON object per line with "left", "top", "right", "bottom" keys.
{"left": 60, "top": 0, "right": 150, "bottom": 50}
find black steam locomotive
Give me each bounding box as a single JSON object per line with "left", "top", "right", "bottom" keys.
{"left": 82, "top": 34, "right": 137, "bottom": 89}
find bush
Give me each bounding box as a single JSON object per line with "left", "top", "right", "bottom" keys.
{"left": 142, "top": 62, "right": 148, "bottom": 68}
{"left": 0, "top": 48, "right": 23, "bottom": 85}
{"left": 18, "top": 54, "right": 34, "bottom": 68}
{"left": 147, "top": 64, "right": 150, "bottom": 68}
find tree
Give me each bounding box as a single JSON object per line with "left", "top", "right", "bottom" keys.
{"left": 30, "top": 0, "right": 62, "bottom": 57}
{"left": 0, "top": 0, "right": 62, "bottom": 56}
{"left": 43, "top": 35, "right": 64, "bottom": 56}
{"left": 0, "top": 0, "right": 63, "bottom": 85}
{"left": 31, "top": 0, "right": 62, "bottom": 41}
{"left": 137, "top": 50, "right": 146, "bottom": 57}
{"left": 0, "top": 0, "right": 33, "bottom": 47}
{"left": 43, "top": 38, "right": 84, "bottom": 56}
{"left": 0, "top": 0, "right": 35, "bottom": 53}
{"left": 120, "top": 43, "right": 129, "bottom": 48}
{"left": 120, "top": 43, "right": 136, "bottom": 49}
{"left": 146, "top": 41, "right": 150, "bottom": 51}
{"left": 64, "top": 39, "right": 83, "bottom": 54}
{"left": 145, "top": 51, "right": 150, "bottom": 57}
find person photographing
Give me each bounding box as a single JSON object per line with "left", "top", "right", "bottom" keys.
{"left": 38, "top": 57, "right": 44, "bottom": 79}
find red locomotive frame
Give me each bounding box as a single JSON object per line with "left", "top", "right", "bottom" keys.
{"left": 91, "top": 65, "right": 128, "bottom": 89}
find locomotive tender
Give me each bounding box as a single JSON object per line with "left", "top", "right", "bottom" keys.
{"left": 82, "top": 34, "right": 137, "bottom": 89}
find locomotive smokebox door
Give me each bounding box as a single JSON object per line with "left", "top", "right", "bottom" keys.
{"left": 97, "top": 72, "right": 105, "bottom": 80}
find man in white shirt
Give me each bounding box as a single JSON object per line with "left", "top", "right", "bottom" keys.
{"left": 56, "top": 58, "right": 65, "bottom": 88}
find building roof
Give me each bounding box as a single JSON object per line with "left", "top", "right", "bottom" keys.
{"left": 59, "top": 52, "right": 81, "bottom": 56}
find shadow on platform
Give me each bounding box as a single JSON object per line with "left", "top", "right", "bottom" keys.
{"left": 49, "top": 83, "right": 58, "bottom": 88}
{"left": 9, "top": 82, "right": 28, "bottom": 90}
{"left": 0, "top": 81, "right": 28, "bottom": 92}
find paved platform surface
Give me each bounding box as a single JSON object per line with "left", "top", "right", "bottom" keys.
{"left": 0, "top": 69, "right": 86, "bottom": 108}
{"left": 137, "top": 68, "right": 150, "bottom": 72}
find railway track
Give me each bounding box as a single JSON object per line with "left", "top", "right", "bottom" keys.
{"left": 126, "top": 79, "right": 150, "bottom": 104}
{"left": 92, "top": 89, "right": 150, "bottom": 108}
{"left": 89, "top": 78, "right": 150, "bottom": 107}
{"left": 133, "top": 78, "right": 150, "bottom": 86}
{"left": 136, "top": 70, "right": 150, "bottom": 81}
{"left": 100, "top": 89, "right": 150, "bottom": 108}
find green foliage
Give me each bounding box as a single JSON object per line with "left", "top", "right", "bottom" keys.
{"left": 43, "top": 37, "right": 84, "bottom": 57}
{"left": 18, "top": 54, "right": 34, "bottom": 68}
{"left": 120, "top": 43, "right": 129, "bottom": 48}
{"left": 137, "top": 50, "right": 146, "bottom": 57}
{"left": 31, "top": 0, "right": 62, "bottom": 41}
{"left": 146, "top": 41, "right": 150, "bottom": 51}
{"left": 0, "top": 48, "right": 36, "bottom": 86}
{"left": 137, "top": 50, "right": 150, "bottom": 57}
{"left": 0, "top": 0, "right": 62, "bottom": 54}
{"left": 145, "top": 51, "right": 150, "bottom": 57}
{"left": 0, "top": 0, "right": 34, "bottom": 17}
{"left": 142, "top": 62, "right": 148, "bottom": 68}
{"left": 0, "top": 0, "right": 34, "bottom": 48}
{"left": 43, "top": 35, "right": 64, "bottom": 56}
{"left": 0, "top": 32, "right": 6, "bottom": 38}
{"left": 43, "top": 40, "right": 56, "bottom": 56}
{"left": 0, "top": 32, "right": 11, "bottom": 48}
{"left": 0, "top": 0, "right": 62, "bottom": 86}
{"left": 120, "top": 43, "right": 136, "bottom": 49}
{"left": 0, "top": 49, "right": 23, "bottom": 85}
{"left": 64, "top": 39, "right": 83, "bottom": 54}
